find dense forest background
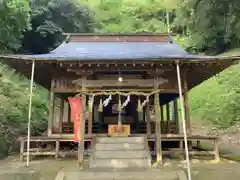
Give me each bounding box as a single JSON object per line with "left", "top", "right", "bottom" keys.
{"left": 0, "top": 0, "right": 239, "bottom": 157}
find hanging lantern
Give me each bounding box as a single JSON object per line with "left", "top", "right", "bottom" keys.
{"left": 98, "top": 98, "right": 103, "bottom": 112}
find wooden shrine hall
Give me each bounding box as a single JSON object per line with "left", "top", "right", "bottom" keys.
{"left": 1, "top": 33, "right": 239, "bottom": 168}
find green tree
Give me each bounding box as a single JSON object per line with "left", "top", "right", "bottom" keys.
{"left": 0, "top": 62, "right": 49, "bottom": 157}
{"left": 0, "top": 0, "right": 30, "bottom": 52}
{"left": 83, "top": 0, "right": 171, "bottom": 33}
{"left": 21, "top": 0, "right": 95, "bottom": 54}
{"left": 173, "top": 0, "right": 240, "bottom": 53}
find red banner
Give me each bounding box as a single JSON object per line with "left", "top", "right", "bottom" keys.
{"left": 68, "top": 97, "right": 83, "bottom": 142}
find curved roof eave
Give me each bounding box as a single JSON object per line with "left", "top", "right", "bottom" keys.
{"left": 0, "top": 54, "right": 240, "bottom": 62}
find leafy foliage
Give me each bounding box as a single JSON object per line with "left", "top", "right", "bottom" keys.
{"left": 0, "top": 62, "right": 49, "bottom": 157}
{"left": 21, "top": 0, "right": 95, "bottom": 54}
{"left": 0, "top": 0, "right": 30, "bottom": 52}
{"left": 83, "top": 0, "right": 240, "bottom": 54}
{"left": 174, "top": 0, "right": 240, "bottom": 53}
{"left": 189, "top": 49, "right": 240, "bottom": 128}
{"left": 83, "top": 0, "right": 170, "bottom": 33}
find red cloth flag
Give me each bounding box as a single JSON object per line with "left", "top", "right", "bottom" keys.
{"left": 68, "top": 97, "right": 83, "bottom": 142}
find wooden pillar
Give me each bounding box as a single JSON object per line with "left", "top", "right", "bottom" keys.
{"left": 88, "top": 110, "right": 93, "bottom": 136}
{"left": 78, "top": 94, "right": 86, "bottom": 167}
{"left": 166, "top": 103, "right": 170, "bottom": 133}
{"left": 78, "top": 76, "right": 87, "bottom": 168}
{"left": 183, "top": 70, "right": 191, "bottom": 134}
{"left": 145, "top": 104, "right": 151, "bottom": 136}
{"left": 48, "top": 91, "right": 54, "bottom": 136}
{"left": 214, "top": 139, "right": 220, "bottom": 162}
{"left": 155, "top": 93, "right": 162, "bottom": 165}
{"left": 173, "top": 100, "right": 179, "bottom": 133}
{"left": 20, "top": 139, "right": 24, "bottom": 161}
{"left": 55, "top": 140, "right": 60, "bottom": 159}
{"left": 59, "top": 98, "right": 64, "bottom": 133}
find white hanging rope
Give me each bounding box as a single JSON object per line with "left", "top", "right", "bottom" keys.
{"left": 121, "top": 95, "right": 130, "bottom": 109}
{"left": 88, "top": 95, "right": 95, "bottom": 111}
{"left": 26, "top": 61, "right": 35, "bottom": 167}
{"left": 141, "top": 96, "right": 149, "bottom": 107}
{"left": 103, "top": 95, "right": 112, "bottom": 107}
{"left": 176, "top": 63, "right": 192, "bottom": 180}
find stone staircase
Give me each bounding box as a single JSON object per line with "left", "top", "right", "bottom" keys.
{"left": 89, "top": 136, "right": 151, "bottom": 169}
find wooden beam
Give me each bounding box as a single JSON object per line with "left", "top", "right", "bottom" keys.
{"left": 52, "top": 88, "right": 182, "bottom": 94}
{"left": 59, "top": 99, "right": 64, "bottom": 133}
{"left": 48, "top": 91, "right": 54, "bottom": 136}
{"left": 73, "top": 78, "right": 169, "bottom": 88}
{"left": 155, "top": 93, "right": 162, "bottom": 165}
{"left": 67, "top": 67, "right": 172, "bottom": 75}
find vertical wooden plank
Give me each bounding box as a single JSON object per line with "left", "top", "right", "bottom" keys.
{"left": 155, "top": 93, "right": 162, "bottom": 165}
{"left": 20, "top": 139, "right": 24, "bottom": 161}
{"left": 166, "top": 103, "right": 170, "bottom": 133}
{"left": 48, "top": 91, "right": 54, "bottom": 136}
{"left": 55, "top": 140, "right": 60, "bottom": 159}
{"left": 145, "top": 104, "right": 151, "bottom": 137}
{"left": 59, "top": 98, "right": 64, "bottom": 133}
{"left": 183, "top": 70, "right": 191, "bottom": 134}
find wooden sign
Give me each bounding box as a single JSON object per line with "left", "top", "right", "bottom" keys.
{"left": 108, "top": 125, "right": 130, "bottom": 137}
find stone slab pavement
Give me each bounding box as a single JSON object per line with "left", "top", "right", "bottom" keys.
{"left": 62, "top": 168, "right": 181, "bottom": 180}
{"left": 2, "top": 157, "right": 240, "bottom": 180}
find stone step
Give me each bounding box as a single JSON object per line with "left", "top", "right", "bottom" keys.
{"left": 90, "top": 158, "right": 151, "bottom": 168}
{"left": 64, "top": 170, "right": 179, "bottom": 180}
{"left": 96, "top": 137, "right": 145, "bottom": 143}
{"left": 93, "top": 150, "right": 149, "bottom": 159}
{"left": 95, "top": 143, "right": 145, "bottom": 151}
